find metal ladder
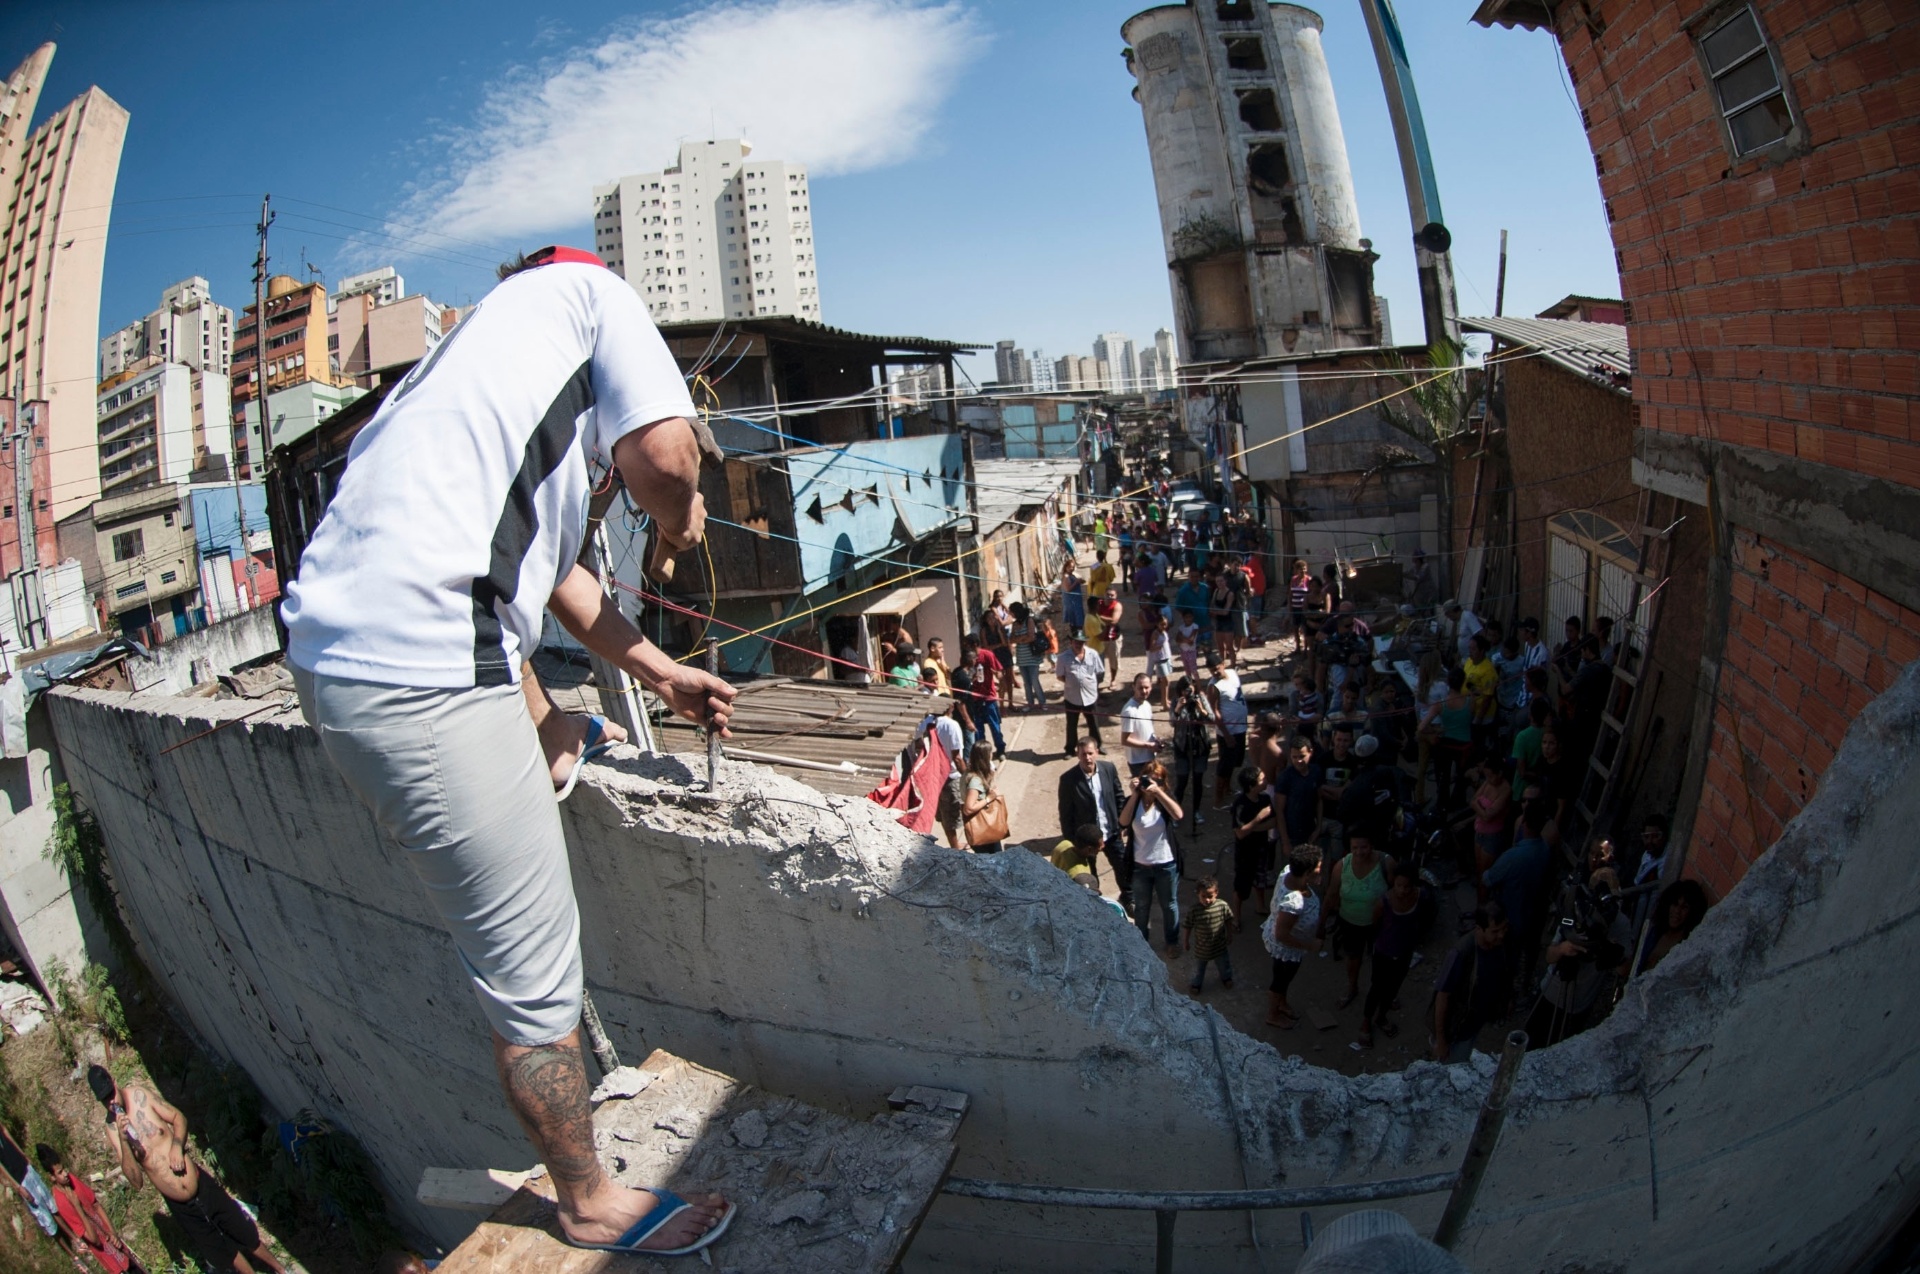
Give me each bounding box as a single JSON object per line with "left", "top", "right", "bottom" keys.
{"left": 1573, "top": 486, "right": 1685, "bottom": 841}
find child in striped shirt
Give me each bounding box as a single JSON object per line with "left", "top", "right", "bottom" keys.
{"left": 1184, "top": 876, "right": 1236, "bottom": 992}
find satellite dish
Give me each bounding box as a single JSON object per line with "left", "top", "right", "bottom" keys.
{"left": 1417, "top": 222, "right": 1453, "bottom": 254}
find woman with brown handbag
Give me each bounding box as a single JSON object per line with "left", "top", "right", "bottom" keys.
{"left": 960, "top": 741, "right": 1008, "bottom": 854}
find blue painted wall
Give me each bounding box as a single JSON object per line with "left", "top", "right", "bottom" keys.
{"left": 783, "top": 435, "right": 965, "bottom": 593}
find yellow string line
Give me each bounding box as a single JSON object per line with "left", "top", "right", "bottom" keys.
{"left": 671, "top": 345, "right": 1533, "bottom": 662}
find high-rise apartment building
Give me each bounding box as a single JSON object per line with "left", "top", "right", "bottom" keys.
{"left": 0, "top": 43, "right": 130, "bottom": 521}
{"left": 1138, "top": 347, "right": 1164, "bottom": 391}
{"left": 1028, "top": 350, "right": 1055, "bottom": 393}
{"left": 1138, "top": 327, "right": 1179, "bottom": 390}
{"left": 1054, "top": 355, "right": 1111, "bottom": 393}
{"left": 1092, "top": 333, "right": 1138, "bottom": 390}
{"left": 888, "top": 362, "right": 947, "bottom": 409}
{"left": 993, "top": 341, "right": 1034, "bottom": 389}
{"left": 231, "top": 275, "right": 340, "bottom": 475}
{"left": 331, "top": 268, "right": 446, "bottom": 386}
{"left": 592, "top": 139, "right": 822, "bottom": 325}
{"left": 95, "top": 358, "right": 232, "bottom": 498}
{"left": 332, "top": 266, "right": 404, "bottom": 308}
{"left": 99, "top": 277, "right": 234, "bottom": 379}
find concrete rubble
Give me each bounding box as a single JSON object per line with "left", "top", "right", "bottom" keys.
{"left": 45, "top": 661, "right": 1920, "bottom": 1270}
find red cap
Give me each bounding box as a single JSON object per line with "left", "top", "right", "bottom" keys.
{"left": 524, "top": 246, "right": 607, "bottom": 270}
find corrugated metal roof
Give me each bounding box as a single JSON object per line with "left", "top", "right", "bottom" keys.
{"left": 1470, "top": 0, "right": 1557, "bottom": 29}
{"left": 532, "top": 653, "right": 943, "bottom": 797}
{"left": 1463, "top": 315, "right": 1632, "bottom": 397}
{"left": 658, "top": 314, "right": 985, "bottom": 355}
{"left": 971, "top": 458, "right": 1079, "bottom": 535}
{"left": 653, "top": 678, "right": 945, "bottom": 797}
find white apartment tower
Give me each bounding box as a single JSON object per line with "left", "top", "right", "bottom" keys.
{"left": 1138, "top": 326, "right": 1179, "bottom": 389}
{"left": 592, "top": 139, "right": 821, "bottom": 325}
{"left": 1092, "top": 332, "right": 1138, "bottom": 390}
{"left": 99, "top": 276, "right": 234, "bottom": 379}
{"left": 332, "top": 266, "right": 404, "bottom": 309}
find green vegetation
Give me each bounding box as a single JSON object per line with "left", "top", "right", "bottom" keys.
{"left": 1, "top": 789, "right": 407, "bottom": 1271}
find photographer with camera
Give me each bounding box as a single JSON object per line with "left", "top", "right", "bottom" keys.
{"left": 1524, "top": 874, "right": 1634, "bottom": 1047}
{"left": 1168, "top": 674, "right": 1215, "bottom": 832}
{"left": 1122, "top": 760, "right": 1186, "bottom": 954}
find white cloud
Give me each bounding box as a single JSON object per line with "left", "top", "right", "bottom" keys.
{"left": 398, "top": 0, "right": 985, "bottom": 245}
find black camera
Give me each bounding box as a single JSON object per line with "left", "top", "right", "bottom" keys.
{"left": 1554, "top": 882, "right": 1624, "bottom": 981}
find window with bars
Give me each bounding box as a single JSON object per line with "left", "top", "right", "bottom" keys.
{"left": 1698, "top": 6, "right": 1794, "bottom": 156}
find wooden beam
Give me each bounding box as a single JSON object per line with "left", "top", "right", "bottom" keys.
{"left": 434, "top": 1050, "right": 967, "bottom": 1273}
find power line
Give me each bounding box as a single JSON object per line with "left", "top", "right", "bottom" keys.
{"left": 667, "top": 346, "right": 1540, "bottom": 661}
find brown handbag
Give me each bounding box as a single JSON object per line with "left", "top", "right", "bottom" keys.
{"left": 964, "top": 789, "right": 1009, "bottom": 848}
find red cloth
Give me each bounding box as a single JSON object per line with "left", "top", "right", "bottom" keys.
{"left": 52, "top": 1176, "right": 132, "bottom": 1272}
{"left": 866, "top": 736, "right": 952, "bottom": 835}
{"left": 973, "top": 649, "right": 1003, "bottom": 701}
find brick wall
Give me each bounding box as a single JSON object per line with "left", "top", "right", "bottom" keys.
{"left": 1557, "top": 0, "right": 1918, "bottom": 485}
{"left": 1692, "top": 528, "right": 1920, "bottom": 894}
{"left": 1546, "top": 0, "right": 1920, "bottom": 891}
{"left": 1504, "top": 357, "right": 1638, "bottom": 626}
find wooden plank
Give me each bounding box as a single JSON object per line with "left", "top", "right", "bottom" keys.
{"left": 436, "top": 1051, "right": 964, "bottom": 1273}
{"left": 418, "top": 1166, "right": 541, "bottom": 1213}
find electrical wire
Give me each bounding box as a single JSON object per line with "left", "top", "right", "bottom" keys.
{"left": 660, "top": 345, "right": 1540, "bottom": 663}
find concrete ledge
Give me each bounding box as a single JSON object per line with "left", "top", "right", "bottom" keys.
{"left": 1636, "top": 428, "right": 1920, "bottom": 613}
{"left": 44, "top": 665, "right": 1920, "bottom": 1270}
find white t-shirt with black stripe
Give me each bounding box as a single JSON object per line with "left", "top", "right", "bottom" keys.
{"left": 281, "top": 261, "right": 696, "bottom": 688}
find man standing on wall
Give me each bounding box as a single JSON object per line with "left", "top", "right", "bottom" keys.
{"left": 279, "top": 247, "right": 736, "bottom": 1257}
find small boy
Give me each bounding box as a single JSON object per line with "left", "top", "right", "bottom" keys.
{"left": 1184, "top": 876, "right": 1236, "bottom": 992}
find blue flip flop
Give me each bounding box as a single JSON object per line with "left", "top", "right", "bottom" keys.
{"left": 554, "top": 715, "right": 619, "bottom": 802}
{"left": 565, "top": 1189, "right": 736, "bottom": 1256}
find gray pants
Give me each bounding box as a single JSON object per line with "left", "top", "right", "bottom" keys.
{"left": 294, "top": 667, "right": 582, "bottom": 1047}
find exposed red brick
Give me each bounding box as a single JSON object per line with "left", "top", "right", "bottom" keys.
{"left": 1551, "top": 4, "right": 1918, "bottom": 896}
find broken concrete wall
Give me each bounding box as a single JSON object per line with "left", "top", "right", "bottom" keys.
{"left": 0, "top": 697, "right": 110, "bottom": 991}
{"left": 46, "top": 661, "right": 1920, "bottom": 1270}
{"left": 126, "top": 605, "right": 280, "bottom": 696}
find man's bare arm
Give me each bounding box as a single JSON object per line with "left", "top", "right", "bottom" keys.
{"left": 548, "top": 415, "right": 736, "bottom": 729}
{"left": 611, "top": 418, "right": 702, "bottom": 548}
{"left": 548, "top": 566, "right": 734, "bottom": 734}
{"left": 107, "top": 1119, "right": 143, "bottom": 1182}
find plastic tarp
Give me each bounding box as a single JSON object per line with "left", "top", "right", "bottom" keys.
{"left": 15, "top": 637, "right": 150, "bottom": 709}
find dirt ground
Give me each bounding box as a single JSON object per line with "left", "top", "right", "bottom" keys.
{"left": 0, "top": 964, "right": 388, "bottom": 1274}
{"left": 989, "top": 594, "right": 1488, "bottom": 1077}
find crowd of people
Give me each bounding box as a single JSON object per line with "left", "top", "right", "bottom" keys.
{"left": 895, "top": 475, "right": 1712, "bottom": 1066}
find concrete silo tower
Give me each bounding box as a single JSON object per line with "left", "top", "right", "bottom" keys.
{"left": 1122, "top": 2, "right": 1383, "bottom": 364}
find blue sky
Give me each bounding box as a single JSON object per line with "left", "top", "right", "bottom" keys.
{"left": 3, "top": 1, "right": 1615, "bottom": 381}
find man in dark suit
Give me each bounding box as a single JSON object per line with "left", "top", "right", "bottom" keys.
{"left": 1058, "top": 737, "right": 1129, "bottom": 906}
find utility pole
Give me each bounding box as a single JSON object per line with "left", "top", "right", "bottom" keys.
{"left": 1494, "top": 229, "right": 1509, "bottom": 318}
{"left": 237, "top": 194, "right": 273, "bottom": 602}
